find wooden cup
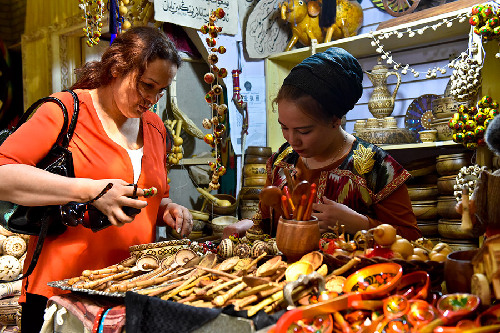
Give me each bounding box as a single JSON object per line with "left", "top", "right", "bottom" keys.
{"left": 276, "top": 216, "right": 320, "bottom": 262}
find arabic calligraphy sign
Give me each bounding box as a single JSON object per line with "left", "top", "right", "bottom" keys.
{"left": 154, "top": 0, "right": 238, "bottom": 35}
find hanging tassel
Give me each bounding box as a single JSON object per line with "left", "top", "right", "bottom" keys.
{"left": 319, "top": 0, "right": 337, "bottom": 28}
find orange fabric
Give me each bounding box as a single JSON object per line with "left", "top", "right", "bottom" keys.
{"left": 0, "top": 90, "right": 170, "bottom": 302}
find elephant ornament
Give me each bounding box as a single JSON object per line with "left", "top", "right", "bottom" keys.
{"left": 280, "top": 0, "right": 364, "bottom": 52}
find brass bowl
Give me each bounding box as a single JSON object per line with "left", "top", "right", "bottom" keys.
{"left": 407, "top": 185, "right": 438, "bottom": 201}
{"left": 417, "top": 220, "right": 439, "bottom": 237}
{"left": 433, "top": 96, "right": 469, "bottom": 118}
{"left": 411, "top": 200, "right": 438, "bottom": 220}
{"left": 436, "top": 153, "right": 472, "bottom": 176}
{"left": 437, "top": 196, "right": 461, "bottom": 219}
{"left": 437, "top": 175, "right": 457, "bottom": 195}
{"left": 438, "top": 219, "right": 474, "bottom": 239}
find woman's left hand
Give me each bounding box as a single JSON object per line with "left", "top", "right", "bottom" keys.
{"left": 163, "top": 202, "right": 193, "bottom": 238}
{"left": 313, "top": 197, "right": 369, "bottom": 234}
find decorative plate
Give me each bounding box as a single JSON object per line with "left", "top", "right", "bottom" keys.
{"left": 405, "top": 94, "right": 439, "bottom": 140}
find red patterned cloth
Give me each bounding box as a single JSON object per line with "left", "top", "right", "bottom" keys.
{"left": 47, "top": 293, "right": 125, "bottom": 333}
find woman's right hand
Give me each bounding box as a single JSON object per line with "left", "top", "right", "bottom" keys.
{"left": 89, "top": 179, "right": 148, "bottom": 227}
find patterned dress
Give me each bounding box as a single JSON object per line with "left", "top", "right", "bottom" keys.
{"left": 260, "top": 137, "right": 421, "bottom": 240}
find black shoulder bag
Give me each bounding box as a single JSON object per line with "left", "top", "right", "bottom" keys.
{"left": 0, "top": 90, "right": 79, "bottom": 282}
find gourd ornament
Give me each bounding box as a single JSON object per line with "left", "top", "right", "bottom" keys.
{"left": 165, "top": 119, "right": 184, "bottom": 165}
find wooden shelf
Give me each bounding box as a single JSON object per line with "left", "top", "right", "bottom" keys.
{"left": 265, "top": 4, "right": 474, "bottom": 153}
{"left": 266, "top": 5, "right": 471, "bottom": 63}
{"left": 179, "top": 157, "right": 216, "bottom": 166}
{"left": 380, "top": 140, "right": 461, "bottom": 150}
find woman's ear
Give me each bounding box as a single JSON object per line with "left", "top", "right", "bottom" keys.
{"left": 332, "top": 118, "right": 342, "bottom": 128}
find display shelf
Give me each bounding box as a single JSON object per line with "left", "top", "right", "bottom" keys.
{"left": 380, "top": 140, "right": 460, "bottom": 150}
{"left": 265, "top": 4, "right": 475, "bottom": 153}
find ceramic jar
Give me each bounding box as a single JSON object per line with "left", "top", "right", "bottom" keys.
{"left": 276, "top": 216, "right": 320, "bottom": 262}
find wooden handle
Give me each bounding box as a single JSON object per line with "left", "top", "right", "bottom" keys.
{"left": 461, "top": 186, "right": 473, "bottom": 233}
{"left": 213, "top": 282, "right": 247, "bottom": 307}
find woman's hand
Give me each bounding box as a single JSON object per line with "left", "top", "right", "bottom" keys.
{"left": 222, "top": 219, "right": 254, "bottom": 239}
{"left": 90, "top": 180, "right": 148, "bottom": 227}
{"left": 162, "top": 201, "right": 193, "bottom": 238}
{"left": 312, "top": 197, "right": 369, "bottom": 234}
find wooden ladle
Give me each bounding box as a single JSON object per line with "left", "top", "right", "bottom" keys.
{"left": 259, "top": 186, "right": 282, "bottom": 212}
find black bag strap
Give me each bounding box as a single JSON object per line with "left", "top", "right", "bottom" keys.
{"left": 0, "top": 90, "right": 80, "bottom": 284}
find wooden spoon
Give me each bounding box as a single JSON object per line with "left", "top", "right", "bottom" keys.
{"left": 292, "top": 181, "right": 311, "bottom": 213}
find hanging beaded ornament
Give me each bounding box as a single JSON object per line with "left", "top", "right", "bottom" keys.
{"left": 79, "top": 0, "right": 105, "bottom": 47}
{"left": 468, "top": 3, "right": 500, "bottom": 58}
{"left": 368, "top": 10, "right": 469, "bottom": 78}
{"left": 200, "top": 8, "right": 228, "bottom": 191}
{"left": 448, "top": 95, "right": 499, "bottom": 150}
{"left": 454, "top": 164, "right": 486, "bottom": 202}
{"left": 448, "top": 51, "right": 483, "bottom": 102}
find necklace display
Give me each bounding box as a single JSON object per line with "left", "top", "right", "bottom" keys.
{"left": 303, "top": 134, "right": 348, "bottom": 169}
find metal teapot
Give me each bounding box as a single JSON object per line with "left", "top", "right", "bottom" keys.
{"left": 365, "top": 59, "right": 401, "bottom": 119}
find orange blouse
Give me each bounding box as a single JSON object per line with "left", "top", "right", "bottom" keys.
{"left": 0, "top": 90, "right": 169, "bottom": 302}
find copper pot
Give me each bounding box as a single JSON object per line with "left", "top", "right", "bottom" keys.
{"left": 276, "top": 216, "right": 320, "bottom": 262}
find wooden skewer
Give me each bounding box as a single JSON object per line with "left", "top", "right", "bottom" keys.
{"left": 325, "top": 257, "right": 361, "bottom": 282}
{"left": 295, "top": 194, "right": 307, "bottom": 221}
{"left": 207, "top": 277, "right": 243, "bottom": 296}
{"left": 193, "top": 266, "right": 240, "bottom": 280}
{"left": 281, "top": 195, "right": 291, "bottom": 219}
{"left": 81, "top": 265, "right": 125, "bottom": 277}
{"left": 303, "top": 183, "right": 317, "bottom": 221}
{"left": 138, "top": 280, "right": 184, "bottom": 296}
{"left": 213, "top": 281, "right": 248, "bottom": 307}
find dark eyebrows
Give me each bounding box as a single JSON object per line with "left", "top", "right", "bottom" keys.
{"left": 277, "top": 119, "right": 313, "bottom": 130}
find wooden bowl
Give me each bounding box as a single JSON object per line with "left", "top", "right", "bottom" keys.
{"left": 411, "top": 200, "right": 438, "bottom": 220}
{"left": 444, "top": 249, "right": 478, "bottom": 293}
{"left": 436, "top": 153, "right": 472, "bottom": 176}
{"left": 245, "top": 155, "right": 269, "bottom": 164}
{"left": 244, "top": 177, "right": 267, "bottom": 187}
{"left": 419, "top": 129, "right": 438, "bottom": 142}
{"left": 441, "top": 238, "right": 478, "bottom": 252}
{"left": 276, "top": 216, "right": 320, "bottom": 262}
{"left": 129, "top": 239, "right": 191, "bottom": 260}
{"left": 417, "top": 221, "right": 439, "bottom": 237}
{"left": 245, "top": 146, "right": 272, "bottom": 157}
{"left": 437, "top": 196, "right": 461, "bottom": 219}
{"left": 431, "top": 118, "right": 454, "bottom": 141}
{"left": 438, "top": 219, "right": 474, "bottom": 239}
{"left": 211, "top": 215, "right": 238, "bottom": 235}
{"left": 408, "top": 165, "right": 436, "bottom": 177}
{"left": 407, "top": 185, "right": 438, "bottom": 201}
{"left": 243, "top": 164, "right": 267, "bottom": 178}
{"left": 437, "top": 175, "right": 457, "bottom": 195}
{"left": 238, "top": 186, "right": 262, "bottom": 200}
{"left": 206, "top": 194, "right": 238, "bottom": 216}
{"left": 343, "top": 263, "right": 403, "bottom": 297}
